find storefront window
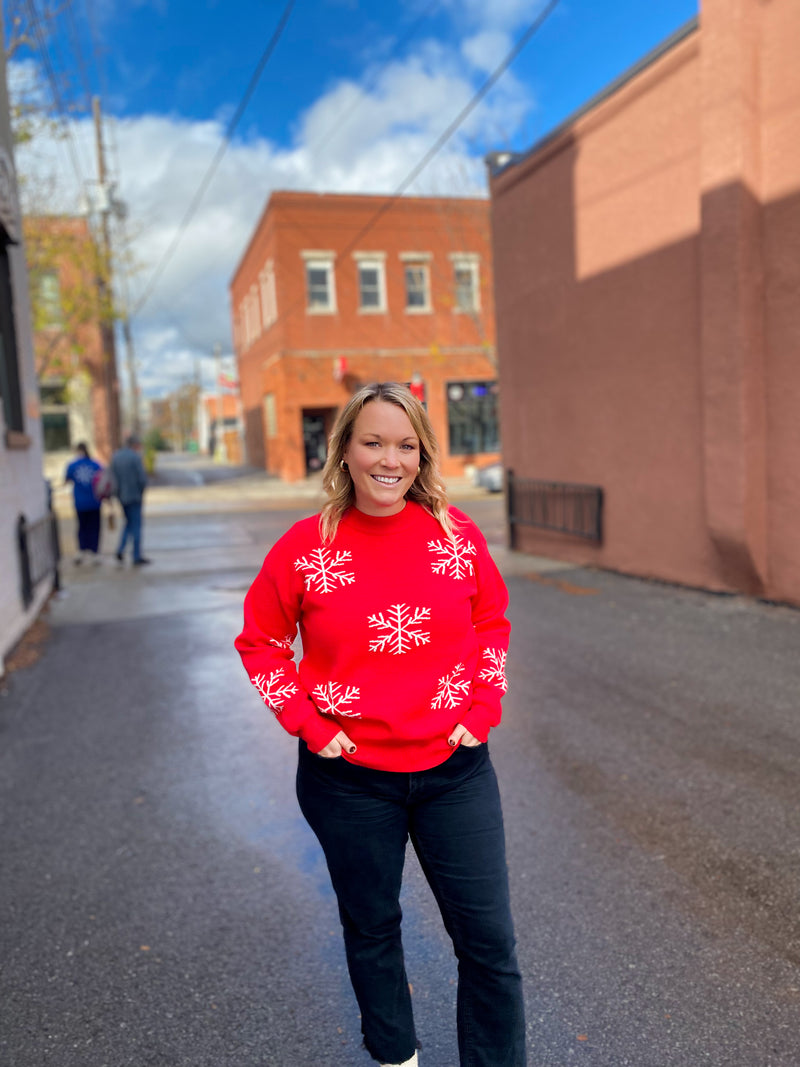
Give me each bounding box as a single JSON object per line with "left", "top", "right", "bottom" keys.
{"left": 446, "top": 380, "right": 499, "bottom": 455}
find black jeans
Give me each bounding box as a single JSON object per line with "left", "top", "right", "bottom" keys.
{"left": 296, "top": 740, "right": 526, "bottom": 1066}
{"left": 76, "top": 509, "right": 101, "bottom": 553}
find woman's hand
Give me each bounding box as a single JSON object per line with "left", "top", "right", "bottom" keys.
{"left": 447, "top": 723, "right": 482, "bottom": 749}
{"left": 315, "top": 730, "right": 357, "bottom": 759}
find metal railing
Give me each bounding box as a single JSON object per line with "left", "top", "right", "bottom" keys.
{"left": 506, "top": 471, "right": 603, "bottom": 547}
{"left": 17, "top": 500, "right": 61, "bottom": 610}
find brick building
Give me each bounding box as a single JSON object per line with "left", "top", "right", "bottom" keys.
{"left": 489, "top": 0, "right": 800, "bottom": 607}
{"left": 230, "top": 191, "right": 499, "bottom": 483}
{"left": 25, "top": 214, "right": 118, "bottom": 462}
{"left": 198, "top": 393, "right": 243, "bottom": 463}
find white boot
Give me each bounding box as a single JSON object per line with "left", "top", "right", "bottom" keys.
{"left": 380, "top": 1054, "right": 418, "bottom": 1067}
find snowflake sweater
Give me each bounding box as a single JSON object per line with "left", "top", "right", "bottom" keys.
{"left": 234, "top": 501, "right": 510, "bottom": 772}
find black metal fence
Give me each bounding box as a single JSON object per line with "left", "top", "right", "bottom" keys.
{"left": 17, "top": 502, "right": 61, "bottom": 610}
{"left": 506, "top": 471, "right": 603, "bottom": 547}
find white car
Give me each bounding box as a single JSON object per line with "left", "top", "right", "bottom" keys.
{"left": 472, "top": 462, "right": 503, "bottom": 492}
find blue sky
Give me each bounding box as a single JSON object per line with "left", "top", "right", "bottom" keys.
{"left": 7, "top": 0, "right": 698, "bottom": 400}
{"left": 97, "top": 0, "right": 697, "bottom": 153}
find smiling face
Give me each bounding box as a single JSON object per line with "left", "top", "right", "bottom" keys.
{"left": 343, "top": 400, "right": 421, "bottom": 517}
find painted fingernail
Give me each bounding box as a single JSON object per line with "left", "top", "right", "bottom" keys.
{"left": 348, "top": 745, "right": 356, "bottom": 753}
{"left": 448, "top": 738, "right": 456, "bottom": 746}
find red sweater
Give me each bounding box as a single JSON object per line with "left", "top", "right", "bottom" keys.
{"left": 234, "top": 501, "right": 510, "bottom": 772}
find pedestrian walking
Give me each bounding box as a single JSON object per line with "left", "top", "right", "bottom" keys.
{"left": 235, "top": 382, "right": 525, "bottom": 1067}
{"left": 110, "top": 434, "right": 151, "bottom": 566}
{"left": 64, "top": 442, "right": 103, "bottom": 565}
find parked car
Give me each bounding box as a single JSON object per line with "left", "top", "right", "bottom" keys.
{"left": 472, "top": 462, "right": 504, "bottom": 492}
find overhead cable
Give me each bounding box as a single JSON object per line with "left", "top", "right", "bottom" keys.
{"left": 338, "top": 0, "right": 561, "bottom": 257}
{"left": 131, "top": 0, "right": 295, "bottom": 317}
{"left": 255, "top": 0, "right": 561, "bottom": 337}
{"left": 24, "top": 0, "right": 88, "bottom": 189}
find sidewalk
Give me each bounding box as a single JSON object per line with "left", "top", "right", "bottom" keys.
{"left": 49, "top": 497, "right": 568, "bottom": 631}
{"left": 50, "top": 464, "right": 494, "bottom": 519}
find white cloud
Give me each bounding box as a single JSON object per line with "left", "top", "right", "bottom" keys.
{"left": 439, "top": 0, "right": 547, "bottom": 33}
{"left": 461, "top": 30, "right": 514, "bottom": 74}
{"left": 12, "top": 26, "right": 534, "bottom": 401}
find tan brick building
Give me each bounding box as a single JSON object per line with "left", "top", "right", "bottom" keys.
{"left": 489, "top": 0, "right": 800, "bottom": 607}
{"left": 230, "top": 191, "right": 499, "bottom": 483}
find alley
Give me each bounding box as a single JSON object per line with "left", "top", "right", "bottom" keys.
{"left": 2, "top": 486, "right": 800, "bottom": 1066}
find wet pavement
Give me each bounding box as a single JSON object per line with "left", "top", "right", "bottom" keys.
{"left": 3, "top": 470, "right": 800, "bottom": 1066}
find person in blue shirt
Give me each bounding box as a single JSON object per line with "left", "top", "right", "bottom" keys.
{"left": 64, "top": 442, "right": 103, "bottom": 564}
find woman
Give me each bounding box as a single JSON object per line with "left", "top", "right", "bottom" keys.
{"left": 235, "top": 382, "right": 525, "bottom": 1067}
{"left": 64, "top": 442, "right": 103, "bottom": 565}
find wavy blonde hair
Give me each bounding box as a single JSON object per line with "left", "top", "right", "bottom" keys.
{"left": 319, "top": 382, "right": 455, "bottom": 543}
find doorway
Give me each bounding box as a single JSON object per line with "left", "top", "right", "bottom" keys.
{"left": 302, "top": 408, "right": 336, "bottom": 474}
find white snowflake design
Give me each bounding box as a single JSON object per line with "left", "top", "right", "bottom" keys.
{"left": 431, "top": 663, "right": 471, "bottom": 710}
{"left": 478, "top": 648, "right": 508, "bottom": 693}
{"left": 428, "top": 537, "right": 477, "bottom": 580}
{"left": 313, "top": 682, "right": 362, "bottom": 718}
{"left": 251, "top": 669, "right": 298, "bottom": 714}
{"left": 368, "top": 603, "right": 431, "bottom": 655}
{"left": 294, "top": 547, "right": 355, "bottom": 594}
{"left": 267, "top": 633, "right": 295, "bottom": 650}
{"left": 75, "top": 464, "right": 95, "bottom": 485}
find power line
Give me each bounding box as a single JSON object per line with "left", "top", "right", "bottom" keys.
{"left": 246, "top": 0, "right": 561, "bottom": 340}
{"left": 131, "top": 0, "right": 295, "bottom": 318}
{"left": 64, "top": 0, "right": 96, "bottom": 114}
{"left": 307, "top": 0, "right": 439, "bottom": 165}
{"left": 24, "top": 0, "right": 88, "bottom": 190}
{"left": 338, "top": 0, "right": 561, "bottom": 257}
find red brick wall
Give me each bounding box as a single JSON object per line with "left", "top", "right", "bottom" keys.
{"left": 231, "top": 193, "right": 498, "bottom": 483}
{"left": 490, "top": 0, "right": 800, "bottom": 607}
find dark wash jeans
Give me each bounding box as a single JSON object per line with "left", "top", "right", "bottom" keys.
{"left": 117, "top": 501, "right": 143, "bottom": 561}
{"left": 296, "top": 739, "right": 526, "bottom": 1066}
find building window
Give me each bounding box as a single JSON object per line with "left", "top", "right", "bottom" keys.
{"left": 263, "top": 392, "right": 277, "bottom": 438}
{"left": 0, "top": 238, "right": 24, "bottom": 437}
{"left": 40, "top": 381, "right": 70, "bottom": 450}
{"left": 354, "top": 253, "right": 386, "bottom": 313}
{"left": 400, "top": 253, "right": 432, "bottom": 313}
{"left": 302, "top": 251, "right": 336, "bottom": 313}
{"left": 248, "top": 284, "right": 261, "bottom": 341}
{"left": 39, "top": 269, "right": 62, "bottom": 326}
{"left": 259, "top": 259, "right": 277, "bottom": 329}
{"left": 447, "top": 381, "right": 499, "bottom": 455}
{"left": 450, "top": 254, "right": 480, "bottom": 312}
{"left": 240, "top": 285, "right": 261, "bottom": 349}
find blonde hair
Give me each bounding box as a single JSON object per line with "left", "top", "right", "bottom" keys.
{"left": 320, "top": 382, "right": 455, "bottom": 542}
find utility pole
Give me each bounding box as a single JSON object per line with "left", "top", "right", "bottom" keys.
{"left": 122, "top": 315, "right": 141, "bottom": 436}
{"left": 92, "top": 96, "right": 122, "bottom": 454}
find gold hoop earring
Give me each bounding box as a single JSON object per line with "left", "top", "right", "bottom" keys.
{"left": 417, "top": 465, "right": 421, "bottom": 475}
{"left": 340, "top": 460, "right": 349, "bottom": 472}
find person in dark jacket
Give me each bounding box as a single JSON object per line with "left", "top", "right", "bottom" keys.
{"left": 110, "top": 434, "right": 151, "bottom": 566}
{"left": 64, "top": 442, "right": 103, "bottom": 565}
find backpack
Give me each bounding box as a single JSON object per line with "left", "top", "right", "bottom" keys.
{"left": 92, "top": 466, "right": 115, "bottom": 501}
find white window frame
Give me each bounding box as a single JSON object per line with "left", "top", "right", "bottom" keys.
{"left": 240, "top": 284, "right": 261, "bottom": 349}
{"left": 353, "top": 252, "right": 387, "bottom": 313}
{"left": 302, "top": 250, "right": 337, "bottom": 314}
{"left": 449, "top": 253, "right": 481, "bottom": 313}
{"left": 400, "top": 251, "right": 432, "bottom": 314}
{"left": 263, "top": 393, "right": 277, "bottom": 439}
{"left": 259, "top": 258, "right": 277, "bottom": 329}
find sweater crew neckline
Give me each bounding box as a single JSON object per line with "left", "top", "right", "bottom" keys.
{"left": 342, "top": 500, "right": 425, "bottom": 536}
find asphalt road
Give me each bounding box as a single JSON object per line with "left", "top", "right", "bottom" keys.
{"left": 2, "top": 494, "right": 799, "bottom": 1067}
